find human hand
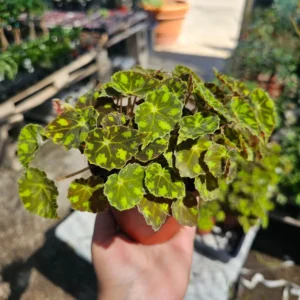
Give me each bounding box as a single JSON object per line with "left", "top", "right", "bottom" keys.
{"left": 92, "top": 208, "right": 195, "bottom": 300}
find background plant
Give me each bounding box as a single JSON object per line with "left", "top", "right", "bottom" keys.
{"left": 17, "top": 66, "right": 276, "bottom": 232}
{"left": 0, "top": 27, "right": 81, "bottom": 82}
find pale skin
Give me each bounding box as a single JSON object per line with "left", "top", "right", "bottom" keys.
{"left": 92, "top": 208, "right": 195, "bottom": 300}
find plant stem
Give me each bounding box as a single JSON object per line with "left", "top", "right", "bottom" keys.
{"left": 132, "top": 96, "right": 137, "bottom": 114}
{"left": 184, "top": 75, "right": 193, "bottom": 106}
{"left": 119, "top": 98, "right": 123, "bottom": 113}
{"left": 56, "top": 166, "right": 90, "bottom": 181}
{"left": 290, "top": 16, "right": 300, "bottom": 37}
{"left": 127, "top": 97, "right": 132, "bottom": 116}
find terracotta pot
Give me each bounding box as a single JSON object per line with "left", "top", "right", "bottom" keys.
{"left": 144, "top": 0, "right": 189, "bottom": 45}
{"left": 112, "top": 207, "right": 181, "bottom": 245}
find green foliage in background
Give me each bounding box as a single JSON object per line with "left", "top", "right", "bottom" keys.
{"left": 17, "top": 67, "right": 278, "bottom": 232}
{"left": 230, "top": 1, "right": 300, "bottom": 208}
{"left": 0, "top": 27, "right": 81, "bottom": 81}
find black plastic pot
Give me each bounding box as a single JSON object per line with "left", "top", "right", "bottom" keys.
{"left": 194, "top": 224, "right": 246, "bottom": 263}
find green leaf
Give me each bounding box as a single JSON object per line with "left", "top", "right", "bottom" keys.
{"left": 75, "top": 90, "right": 98, "bottom": 109}
{"left": 95, "top": 97, "right": 117, "bottom": 115}
{"left": 137, "top": 196, "right": 170, "bottom": 231}
{"left": 101, "top": 112, "right": 128, "bottom": 127}
{"left": 18, "top": 168, "right": 58, "bottom": 219}
{"left": 104, "top": 163, "right": 144, "bottom": 211}
{"left": 45, "top": 107, "right": 99, "bottom": 149}
{"left": 173, "top": 65, "right": 202, "bottom": 84}
{"left": 204, "top": 83, "right": 227, "bottom": 102}
{"left": 214, "top": 70, "right": 250, "bottom": 96}
{"left": 172, "top": 192, "right": 198, "bottom": 226}
{"left": 230, "top": 97, "right": 260, "bottom": 136}
{"left": 84, "top": 126, "right": 145, "bottom": 171}
{"left": 67, "top": 176, "right": 108, "bottom": 213}
{"left": 178, "top": 112, "right": 220, "bottom": 144}
{"left": 145, "top": 163, "right": 185, "bottom": 199}
{"left": 111, "top": 71, "right": 160, "bottom": 97}
{"left": 195, "top": 83, "right": 234, "bottom": 121}
{"left": 136, "top": 135, "right": 170, "bottom": 163}
{"left": 135, "top": 90, "right": 183, "bottom": 148}
{"left": 160, "top": 77, "right": 187, "bottom": 100}
{"left": 195, "top": 175, "right": 220, "bottom": 201}
{"left": 250, "top": 88, "right": 276, "bottom": 139}
{"left": 224, "top": 153, "right": 237, "bottom": 184}
{"left": 164, "top": 151, "right": 174, "bottom": 168}
{"left": 97, "top": 83, "right": 123, "bottom": 98}
{"left": 204, "top": 143, "right": 227, "bottom": 177}
{"left": 175, "top": 136, "right": 212, "bottom": 178}
{"left": 18, "top": 124, "right": 44, "bottom": 168}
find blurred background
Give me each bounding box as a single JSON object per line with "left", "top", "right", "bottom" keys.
{"left": 1, "top": 0, "right": 300, "bottom": 299}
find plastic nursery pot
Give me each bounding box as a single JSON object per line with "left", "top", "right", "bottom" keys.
{"left": 112, "top": 207, "right": 182, "bottom": 245}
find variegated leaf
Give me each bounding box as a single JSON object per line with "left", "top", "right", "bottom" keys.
{"left": 214, "top": 70, "right": 250, "bottom": 96}
{"left": 204, "top": 83, "right": 227, "bottom": 102}
{"left": 45, "top": 107, "right": 99, "bottom": 149}
{"left": 160, "top": 77, "right": 187, "bottom": 100}
{"left": 175, "top": 136, "right": 212, "bottom": 178}
{"left": 75, "top": 90, "right": 98, "bottom": 109}
{"left": 67, "top": 176, "right": 108, "bottom": 213}
{"left": 250, "top": 88, "right": 276, "bottom": 139}
{"left": 164, "top": 151, "right": 174, "bottom": 168}
{"left": 173, "top": 65, "right": 202, "bottom": 85}
{"left": 135, "top": 90, "right": 183, "bottom": 148}
{"left": 95, "top": 97, "right": 117, "bottom": 114}
{"left": 101, "top": 112, "right": 128, "bottom": 127}
{"left": 97, "top": 82, "right": 123, "bottom": 98}
{"left": 178, "top": 112, "right": 220, "bottom": 144}
{"left": 111, "top": 71, "right": 160, "bottom": 97}
{"left": 18, "top": 124, "right": 44, "bottom": 168}
{"left": 137, "top": 196, "right": 170, "bottom": 231}
{"left": 136, "top": 135, "right": 170, "bottom": 163}
{"left": 204, "top": 143, "right": 227, "bottom": 177}
{"left": 18, "top": 168, "right": 58, "bottom": 219}
{"left": 172, "top": 192, "right": 198, "bottom": 226}
{"left": 195, "top": 174, "right": 220, "bottom": 201}
{"left": 230, "top": 97, "right": 260, "bottom": 136}
{"left": 145, "top": 163, "right": 185, "bottom": 199}
{"left": 104, "top": 163, "right": 144, "bottom": 210}
{"left": 195, "top": 83, "right": 234, "bottom": 121}
{"left": 84, "top": 126, "right": 145, "bottom": 171}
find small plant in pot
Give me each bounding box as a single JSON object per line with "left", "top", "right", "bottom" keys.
{"left": 17, "top": 66, "right": 276, "bottom": 245}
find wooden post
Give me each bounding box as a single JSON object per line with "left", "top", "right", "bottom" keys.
{"left": 125, "top": 27, "right": 149, "bottom": 68}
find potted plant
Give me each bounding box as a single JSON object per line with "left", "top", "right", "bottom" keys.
{"left": 17, "top": 66, "right": 277, "bottom": 245}
{"left": 139, "top": 0, "right": 189, "bottom": 45}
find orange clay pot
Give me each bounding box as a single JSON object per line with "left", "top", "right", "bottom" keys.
{"left": 143, "top": 0, "right": 189, "bottom": 46}
{"left": 112, "top": 207, "right": 181, "bottom": 245}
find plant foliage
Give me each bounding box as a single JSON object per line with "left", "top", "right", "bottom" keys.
{"left": 17, "top": 66, "right": 278, "bottom": 231}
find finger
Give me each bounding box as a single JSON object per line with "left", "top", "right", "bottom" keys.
{"left": 92, "top": 208, "right": 118, "bottom": 246}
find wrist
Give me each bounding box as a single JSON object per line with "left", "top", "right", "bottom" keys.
{"left": 98, "top": 282, "right": 144, "bottom": 300}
